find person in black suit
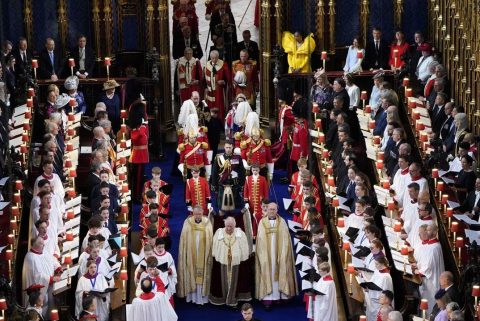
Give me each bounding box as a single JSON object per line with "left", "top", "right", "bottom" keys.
{"left": 209, "top": 2, "right": 235, "bottom": 35}
{"left": 12, "top": 37, "right": 32, "bottom": 77}
{"left": 430, "top": 92, "right": 448, "bottom": 135}
{"left": 363, "top": 27, "right": 389, "bottom": 70}
{"left": 408, "top": 31, "right": 425, "bottom": 79}
{"left": 38, "top": 38, "right": 64, "bottom": 81}
{"left": 237, "top": 303, "right": 262, "bottom": 321}
{"left": 439, "top": 102, "right": 454, "bottom": 141}
{"left": 456, "top": 177, "right": 480, "bottom": 221}
{"left": 4, "top": 55, "right": 16, "bottom": 106}
{"left": 236, "top": 30, "right": 259, "bottom": 62}
{"left": 1, "top": 40, "right": 12, "bottom": 67}
{"left": 172, "top": 26, "right": 203, "bottom": 60}
{"left": 70, "top": 34, "right": 95, "bottom": 78}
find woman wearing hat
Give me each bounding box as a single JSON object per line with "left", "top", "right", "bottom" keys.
{"left": 65, "top": 75, "right": 87, "bottom": 114}
{"left": 100, "top": 79, "right": 121, "bottom": 133}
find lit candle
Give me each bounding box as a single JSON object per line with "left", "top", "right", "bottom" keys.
{"left": 360, "top": 91, "right": 368, "bottom": 100}
{"left": 432, "top": 168, "right": 439, "bottom": 178}
{"left": 364, "top": 105, "right": 371, "bottom": 113}
{"left": 15, "top": 180, "right": 23, "bottom": 190}
{"left": 402, "top": 78, "right": 410, "bottom": 87}
{"left": 437, "top": 181, "right": 445, "bottom": 192}
{"left": 376, "top": 160, "right": 384, "bottom": 170}
{"left": 322, "top": 150, "right": 329, "bottom": 159}
{"left": 66, "top": 142, "right": 73, "bottom": 152}
{"left": 120, "top": 157, "right": 127, "bottom": 165}
{"left": 369, "top": 120, "right": 376, "bottom": 130}
{"left": 315, "top": 119, "right": 322, "bottom": 129}
{"left": 69, "top": 169, "right": 77, "bottom": 178}
{"left": 321, "top": 51, "right": 327, "bottom": 60}
{"left": 67, "top": 128, "right": 75, "bottom": 136}
{"left": 394, "top": 221, "right": 402, "bottom": 232}
{"left": 332, "top": 197, "right": 340, "bottom": 207}
{"left": 104, "top": 57, "right": 111, "bottom": 66}
{"left": 119, "top": 172, "right": 126, "bottom": 181}
{"left": 121, "top": 183, "right": 129, "bottom": 193}
{"left": 337, "top": 217, "right": 345, "bottom": 228}
{"left": 68, "top": 112, "right": 75, "bottom": 122}
{"left": 357, "top": 51, "right": 363, "bottom": 59}
{"left": 377, "top": 151, "right": 385, "bottom": 161}
{"left": 68, "top": 58, "right": 75, "bottom": 67}
{"left": 24, "top": 111, "right": 31, "bottom": 119}
{"left": 67, "top": 210, "right": 75, "bottom": 220}
{"left": 441, "top": 194, "right": 449, "bottom": 205}
{"left": 120, "top": 247, "right": 128, "bottom": 257}
{"left": 28, "top": 87, "right": 35, "bottom": 97}
{"left": 23, "top": 123, "right": 30, "bottom": 131}
{"left": 393, "top": 49, "right": 399, "bottom": 58}
{"left": 318, "top": 132, "right": 325, "bottom": 143}
{"left": 31, "top": 59, "right": 38, "bottom": 68}
{"left": 121, "top": 110, "right": 127, "bottom": 119}
{"left": 406, "top": 88, "right": 413, "bottom": 97}
{"left": 121, "top": 226, "right": 128, "bottom": 235}
{"left": 66, "top": 231, "right": 74, "bottom": 241}
{"left": 388, "top": 200, "right": 395, "bottom": 210}
{"left": 312, "top": 103, "right": 320, "bottom": 114}
{"left": 50, "top": 309, "right": 59, "bottom": 321}
{"left": 327, "top": 176, "right": 335, "bottom": 186}
{"left": 64, "top": 158, "right": 72, "bottom": 168}
{"left": 383, "top": 180, "right": 390, "bottom": 190}
{"left": 326, "top": 165, "right": 333, "bottom": 175}
{"left": 121, "top": 124, "right": 127, "bottom": 133}
{"left": 120, "top": 140, "right": 127, "bottom": 149}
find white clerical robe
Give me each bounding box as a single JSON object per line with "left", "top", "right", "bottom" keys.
{"left": 33, "top": 173, "right": 65, "bottom": 199}
{"left": 407, "top": 216, "right": 434, "bottom": 249}
{"left": 364, "top": 270, "right": 393, "bottom": 321}
{"left": 313, "top": 275, "right": 338, "bottom": 321}
{"left": 401, "top": 201, "right": 419, "bottom": 235}
{"left": 392, "top": 168, "right": 410, "bottom": 207}
{"left": 135, "top": 272, "right": 169, "bottom": 298}
{"left": 75, "top": 273, "right": 111, "bottom": 321}
{"left": 402, "top": 177, "right": 429, "bottom": 205}
{"left": 22, "top": 250, "right": 61, "bottom": 314}
{"left": 416, "top": 240, "right": 445, "bottom": 315}
{"left": 127, "top": 292, "right": 178, "bottom": 321}
{"left": 81, "top": 230, "right": 112, "bottom": 254}
{"left": 346, "top": 213, "right": 365, "bottom": 230}
{"left": 78, "top": 256, "right": 111, "bottom": 277}
{"left": 155, "top": 251, "right": 177, "bottom": 296}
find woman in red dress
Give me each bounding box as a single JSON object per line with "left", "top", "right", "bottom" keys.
{"left": 389, "top": 30, "right": 409, "bottom": 71}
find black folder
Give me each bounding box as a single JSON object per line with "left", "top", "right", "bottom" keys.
{"left": 359, "top": 282, "right": 382, "bottom": 291}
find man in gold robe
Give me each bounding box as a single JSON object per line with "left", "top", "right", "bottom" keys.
{"left": 209, "top": 217, "right": 252, "bottom": 307}
{"left": 281, "top": 31, "right": 316, "bottom": 73}
{"left": 255, "top": 202, "right": 298, "bottom": 310}
{"left": 177, "top": 205, "right": 213, "bottom": 305}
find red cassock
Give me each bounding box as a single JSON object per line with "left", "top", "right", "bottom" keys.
{"left": 290, "top": 122, "right": 308, "bottom": 162}
{"left": 240, "top": 138, "right": 272, "bottom": 167}
{"left": 130, "top": 125, "right": 149, "bottom": 164}
{"left": 142, "top": 179, "right": 168, "bottom": 201}
{"left": 139, "top": 192, "right": 170, "bottom": 222}
{"left": 179, "top": 142, "right": 209, "bottom": 169}
{"left": 243, "top": 175, "right": 269, "bottom": 236}
{"left": 185, "top": 176, "right": 211, "bottom": 214}
{"left": 177, "top": 57, "right": 203, "bottom": 103}
{"left": 278, "top": 105, "right": 294, "bottom": 144}
{"left": 290, "top": 172, "right": 319, "bottom": 192}
{"left": 205, "top": 59, "right": 230, "bottom": 121}
{"left": 140, "top": 216, "right": 169, "bottom": 238}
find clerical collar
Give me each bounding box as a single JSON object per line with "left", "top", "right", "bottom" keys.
{"left": 140, "top": 292, "right": 155, "bottom": 300}
{"left": 411, "top": 175, "right": 422, "bottom": 181}
{"left": 31, "top": 248, "right": 43, "bottom": 255}
{"left": 83, "top": 272, "right": 98, "bottom": 279}
{"left": 42, "top": 173, "right": 53, "bottom": 180}
{"left": 323, "top": 275, "right": 333, "bottom": 281}
{"left": 401, "top": 168, "right": 409, "bottom": 175}
{"left": 155, "top": 250, "right": 167, "bottom": 257}
{"left": 421, "top": 215, "right": 432, "bottom": 220}
{"left": 268, "top": 217, "right": 277, "bottom": 221}
{"left": 194, "top": 219, "right": 202, "bottom": 224}
{"left": 427, "top": 238, "right": 439, "bottom": 244}
{"left": 379, "top": 268, "right": 390, "bottom": 273}
{"left": 411, "top": 199, "right": 417, "bottom": 204}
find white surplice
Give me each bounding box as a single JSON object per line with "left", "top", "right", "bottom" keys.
{"left": 127, "top": 292, "right": 178, "bottom": 321}
{"left": 312, "top": 276, "right": 338, "bottom": 321}
{"left": 75, "top": 273, "right": 111, "bottom": 321}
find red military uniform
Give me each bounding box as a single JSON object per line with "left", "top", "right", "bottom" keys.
{"left": 185, "top": 176, "right": 211, "bottom": 214}
{"left": 177, "top": 127, "right": 209, "bottom": 145}
{"left": 231, "top": 59, "right": 259, "bottom": 106}
{"left": 290, "top": 121, "right": 308, "bottom": 162}
{"left": 179, "top": 141, "right": 209, "bottom": 170}
{"left": 240, "top": 138, "right": 272, "bottom": 168}
{"left": 279, "top": 104, "right": 294, "bottom": 145}
{"left": 243, "top": 174, "right": 268, "bottom": 236}
{"left": 130, "top": 124, "right": 149, "bottom": 164}
{"left": 177, "top": 57, "right": 203, "bottom": 103}
{"left": 204, "top": 59, "right": 230, "bottom": 121}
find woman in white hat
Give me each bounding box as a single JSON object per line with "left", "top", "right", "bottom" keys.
{"left": 99, "top": 79, "right": 121, "bottom": 133}
{"left": 64, "top": 75, "right": 87, "bottom": 114}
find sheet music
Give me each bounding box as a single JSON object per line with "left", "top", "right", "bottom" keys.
{"left": 106, "top": 262, "right": 122, "bottom": 279}
{"left": 65, "top": 196, "right": 82, "bottom": 209}
{"left": 309, "top": 129, "right": 319, "bottom": 138}
{"left": 288, "top": 219, "right": 302, "bottom": 232}
{"left": 53, "top": 278, "right": 68, "bottom": 292}
{"left": 447, "top": 200, "right": 460, "bottom": 209}
{"left": 440, "top": 176, "right": 455, "bottom": 185}
{"left": 393, "top": 259, "right": 413, "bottom": 275}
{"left": 60, "top": 264, "right": 80, "bottom": 280}
{"left": 9, "top": 126, "right": 23, "bottom": 138}
{"left": 9, "top": 135, "right": 22, "bottom": 148}
{"left": 64, "top": 216, "right": 81, "bottom": 230}
{"left": 0, "top": 201, "right": 9, "bottom": 211}
{"left": 465, "top": 229, "right": 480, "bottom": 243}
{"left": 80, "top": 146, "right": 92, "bottom": 154}
{"left": 453, "top": 214, "right": 480, "bottom": 226}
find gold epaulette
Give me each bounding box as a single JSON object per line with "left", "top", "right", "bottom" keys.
{"left": 264, "top": 139, "right": 271, "bottom": 146}
{"left": 201, "top": 126, "right": 208, "bottom": 133}
{"left": 234, "top": 132, "right": 242, "bottom": 140}
{"left": 260, "top": 128, "right": 265, "bottom": 136}
{"left": 240, "top": 141, "right": 248, "bottom": 149}
{"left": 179, "top": 143, "right": 185, "bottom": 151}
{"left": 232, "top": 60, "right": 240, "bottom": 66}
{"left": 177, "top": 128, "right": 183, "bottom": 135}
{"left": 201, "top": 142, "right": 209, "bottom": 149}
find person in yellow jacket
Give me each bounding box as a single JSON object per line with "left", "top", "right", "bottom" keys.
{"left": 282, "top": 31, "right": 316, "bottom": 73}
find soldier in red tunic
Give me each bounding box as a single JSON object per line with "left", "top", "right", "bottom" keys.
{"left": 129, "top": 102, "right": 149, "bottom": 203}
{"left": 290, "top": 114, "right": 309, "bottom": 177}
{"left": 240, "top": 127, "right": 273, "bottom": 180}
{"left": 243, "top": 164, "right": 269, "bottom": 237}
{"left": 178, "top": 129, "right": 210, "bottom": 179}
{"left": 185, "top": 167, "right": 212, "bottom": 215}
{"left": 204, "top": 50, "right": 230, "bottom": 121}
